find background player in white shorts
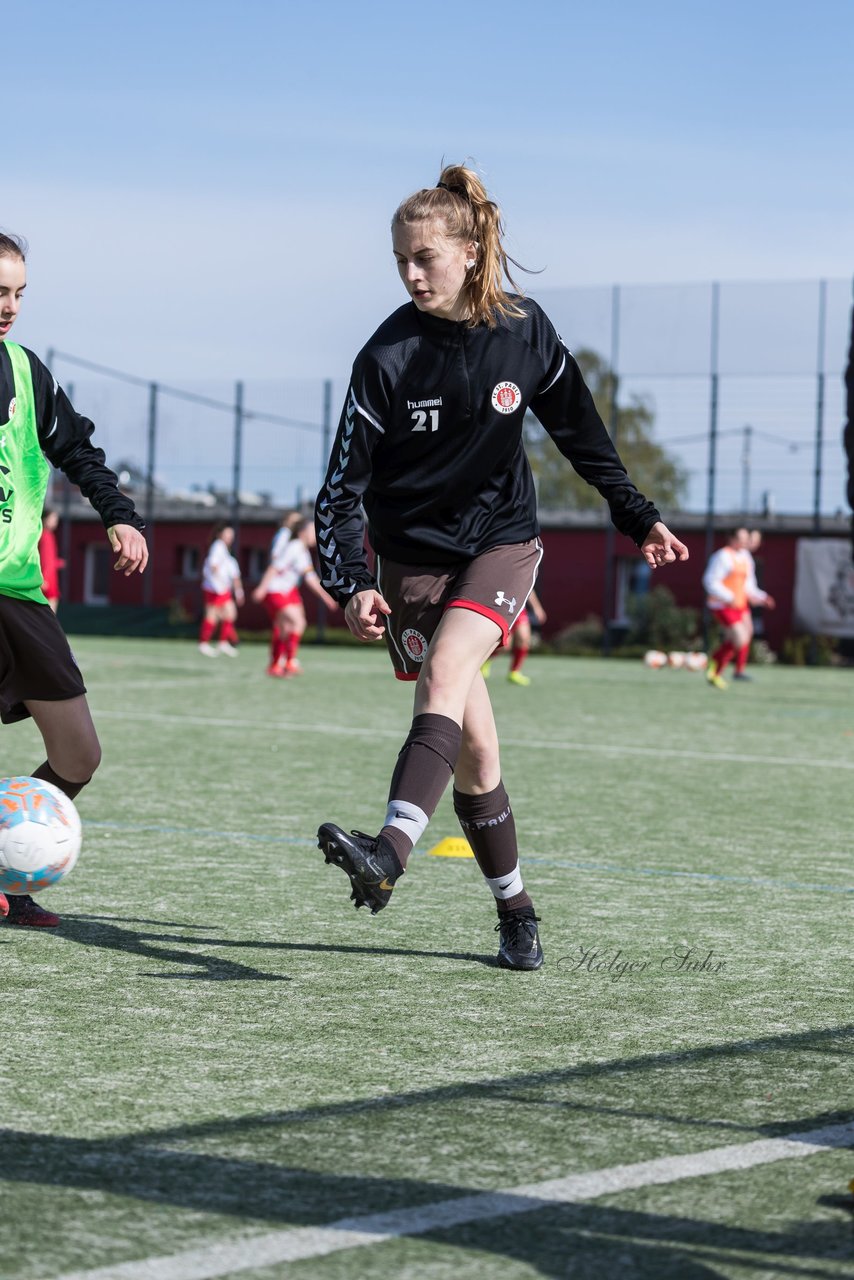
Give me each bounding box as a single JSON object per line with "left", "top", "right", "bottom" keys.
{"left": 199, "top": 523, "right": 244, "bottom": 657}
{"left": 252, "top": 519, "right": 337, "bottom": 677}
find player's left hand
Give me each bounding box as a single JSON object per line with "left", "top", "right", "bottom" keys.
{"left": 108, "top": 524, "right": 149, "bottom": 575}
{"left": 641, "top": 522, "right": 689, "bottom": 569}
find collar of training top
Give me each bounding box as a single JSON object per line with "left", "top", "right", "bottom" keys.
{"left": 410, "top": 304, "right": 473, "bottom": 337}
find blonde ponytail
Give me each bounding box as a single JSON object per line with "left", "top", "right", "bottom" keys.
{"left": 392, "top": 164, "right": 528, "bottom": 328}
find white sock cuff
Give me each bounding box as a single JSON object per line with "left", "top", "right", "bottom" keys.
{"left": 484, "top": 863, "right": 524, "bottom": 901}
{"left": 384, "top": 799, "right": 429, "bottom": 848}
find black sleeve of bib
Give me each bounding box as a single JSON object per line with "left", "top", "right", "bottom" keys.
{"left": 529, "top": 324, "right": 661, "bottom": 547}
{"left": 26, "top": 349, "right": 146, "bottom": 533}
{"left": 315, "top": 363, "right": 386, "bottom": 604}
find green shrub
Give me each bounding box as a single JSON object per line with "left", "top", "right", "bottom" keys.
{"left": 780, "top": 634, "right": 837, "bottom": 666}
{"left": 625, "top": 585, "right": 699, "bottom": 651}
{"left": 551, "top": 614, "right": 605, "bottom": 655}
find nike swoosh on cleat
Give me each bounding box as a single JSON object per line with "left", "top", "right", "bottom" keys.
{"left": 379, "top": 878, "right": 395, "bottom": 891}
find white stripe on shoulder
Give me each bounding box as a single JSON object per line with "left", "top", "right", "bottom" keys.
{"left": 351, "top": 393, "right": 384, "bottom": 434}
{"left": 540, "top": 354, "right": 566, "bottom": 395}
{"left": 42, "top": 375, "right": 60, "bottom": 438}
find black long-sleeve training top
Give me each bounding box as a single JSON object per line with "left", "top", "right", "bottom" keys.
{"left": 315, "top": 297, "right": 660, "bottom": 604}
{"left": 0, "top": 343, "right": 145, "bottom": 532}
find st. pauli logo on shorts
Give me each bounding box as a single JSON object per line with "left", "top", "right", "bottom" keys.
{"left": 402, "top": 629, "right": 428, "bottom": 662}
{"left": 6, "top": 398, "right": 15, "bottom": 422}
{"left": 491, "top": 381, "right": 522, "bottom": 415}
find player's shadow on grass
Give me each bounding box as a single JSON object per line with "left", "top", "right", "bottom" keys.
{"left": 1, "top": 1123, "right": 851, "bottom": 1279}
{"left": 147, "top": 1024, "right": 854, "bottom": 1150}
{"left": 72, "top": 913, "right": 214, "bottom": 928}
{"left": 59, "top": 913, "right": 496, "bottom": 969}
{"left": 2, "top": 1032, "right": 852, "bottom": 1274}
{"left": 163, "top": 935, "right": 495, "bottom": 966}
{"left": 54, "top": 914, "right": 290, "bottom": 981}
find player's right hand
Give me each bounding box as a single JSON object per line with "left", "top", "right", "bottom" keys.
{"left": 108, "top": 524, "right": 149, "bottom": 575}
{"left": 345, "top": 589, "right": 391, "bottom": 641}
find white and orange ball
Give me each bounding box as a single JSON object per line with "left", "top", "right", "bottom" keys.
{"left": 643, "top": 650, "right": 668, "bottom": 669}
{"left": 685, "top": 651, "right": 709, "bottom": 672}
{"left": 0, "top": 776, "right": 82, "bottom": 895}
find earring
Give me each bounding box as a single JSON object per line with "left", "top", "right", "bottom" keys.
{"left": 465, "top": 259, "right": 476, "bottom": 269}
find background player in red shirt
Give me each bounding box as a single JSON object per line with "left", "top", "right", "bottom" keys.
{"left": 38, "top": 506, "right": 65, "bottom": 613}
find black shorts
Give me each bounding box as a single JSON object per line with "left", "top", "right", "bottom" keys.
{"left": 376, "top": 539, "right": 543, "bottom": 681}
{"left": 0, "top": 594, "right": 87, "bottom": 724}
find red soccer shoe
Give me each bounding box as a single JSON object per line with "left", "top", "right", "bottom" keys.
{"left": 4, "top": 894, "right": 61, "bottom": 927}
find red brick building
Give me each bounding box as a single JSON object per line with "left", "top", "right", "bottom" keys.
{"left": 50, "top": 492, "right": 849, "bottom": 653}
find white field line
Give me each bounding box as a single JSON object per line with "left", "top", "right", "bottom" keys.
{"left": 90, "top": 663, "right": 382, "bottom": 687}
{"left": 53, "top": 1120, "right": 854, "bottom": 1280}
{"left": 91, "top": 707, "right": 854, "bottom": 772}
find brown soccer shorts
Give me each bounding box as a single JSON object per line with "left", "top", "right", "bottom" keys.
{"left": 375, "top": 539, "right": 543, "bottom": 681}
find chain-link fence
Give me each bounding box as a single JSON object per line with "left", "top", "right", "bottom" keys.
{"left": 538, "top": 277, "right": 850, "bottom": 524}
{"left": 48, "top": 276, "right": 851, "bottom": 531}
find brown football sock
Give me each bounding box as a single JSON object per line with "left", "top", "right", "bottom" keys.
{"left": 31, "top": 762, "right": 90, "bottom": 801}
{"left": 453, "top": 781, "right": 533, "bottom": 914}
{"left": 380, "top": 713, "right": 462, "bottom": 866}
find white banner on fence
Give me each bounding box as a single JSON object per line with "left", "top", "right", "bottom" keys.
{"left": 794, "top": 538, "right": 854, "bottom": 636}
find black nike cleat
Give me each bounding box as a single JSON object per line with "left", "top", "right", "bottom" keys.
{"left": 495, "top": 908, "right": 544, "bottom": 970}
{"left": 317, "top": 823, "right": 402, "bottom": 914}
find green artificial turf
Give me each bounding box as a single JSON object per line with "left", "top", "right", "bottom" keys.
{"left": 1, "top": 640, "right": 851, "bottom": 1279}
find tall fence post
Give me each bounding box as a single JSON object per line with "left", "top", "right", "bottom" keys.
{"left": 316, "top": 379, "right": 334, "bottom": 644}
{"left": 44, "top": 352, "right": 73, "bottom": 605}
{"left": 601, "top": 284, "right": 621, "bottom": 655}
{"left": 813, "top": 278, "right": 827, "bottom": 535}
{"left": 143, "top": 381, "right": 158, "bottom": 606}
{"left": 61, "top": 379, "right": 74, "bottom": 601}
{"left": 741, "top": 424, "right": 752, "bottom": 516}
{"left": 321, "top": 379, "right": 333, "bottom": 481}
{"left": 230, "top": 380, "right": 244, "bottom": 546}
{"left": 703, "top": 282, "right": 721, "bottom": 651}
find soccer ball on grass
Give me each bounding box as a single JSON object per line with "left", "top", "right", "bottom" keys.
{"left": 0, "top": 776, "right": 82, "bottom": 895}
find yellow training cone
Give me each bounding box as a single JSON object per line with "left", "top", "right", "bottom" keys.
{"left": 428, "top": 836, "right": 474, "bottom": 859}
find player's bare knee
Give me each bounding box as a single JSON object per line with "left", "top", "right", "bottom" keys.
{"left": 418, "top": 663, "right": 463, "bottom": 707}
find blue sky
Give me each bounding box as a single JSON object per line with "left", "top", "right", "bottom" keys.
{"left": 5, "top": 0, "right": 853, "bottom": 512}
{"left": 7, "top": 0, "right": 853, "bottom": 377}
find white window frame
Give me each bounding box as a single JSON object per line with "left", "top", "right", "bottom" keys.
{"left": 83, "top": 544, "right": 111, "bottom": 606}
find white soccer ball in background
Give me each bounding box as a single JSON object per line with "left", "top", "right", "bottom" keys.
{"left": 643, "top": 650, "right": 668, "bottom": 669}
{"left": 685, "top": 651, "right": 709, "bottom": 672}
{"left": 0, "top": 776, "right": 82, "bottom": 895}
{"left": 667, "top": 651, "right": 687, "bottom": 669}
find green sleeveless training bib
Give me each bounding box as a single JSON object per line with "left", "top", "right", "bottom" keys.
{"left": 0, "top": 342, "right": 50, "bottom": 603}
